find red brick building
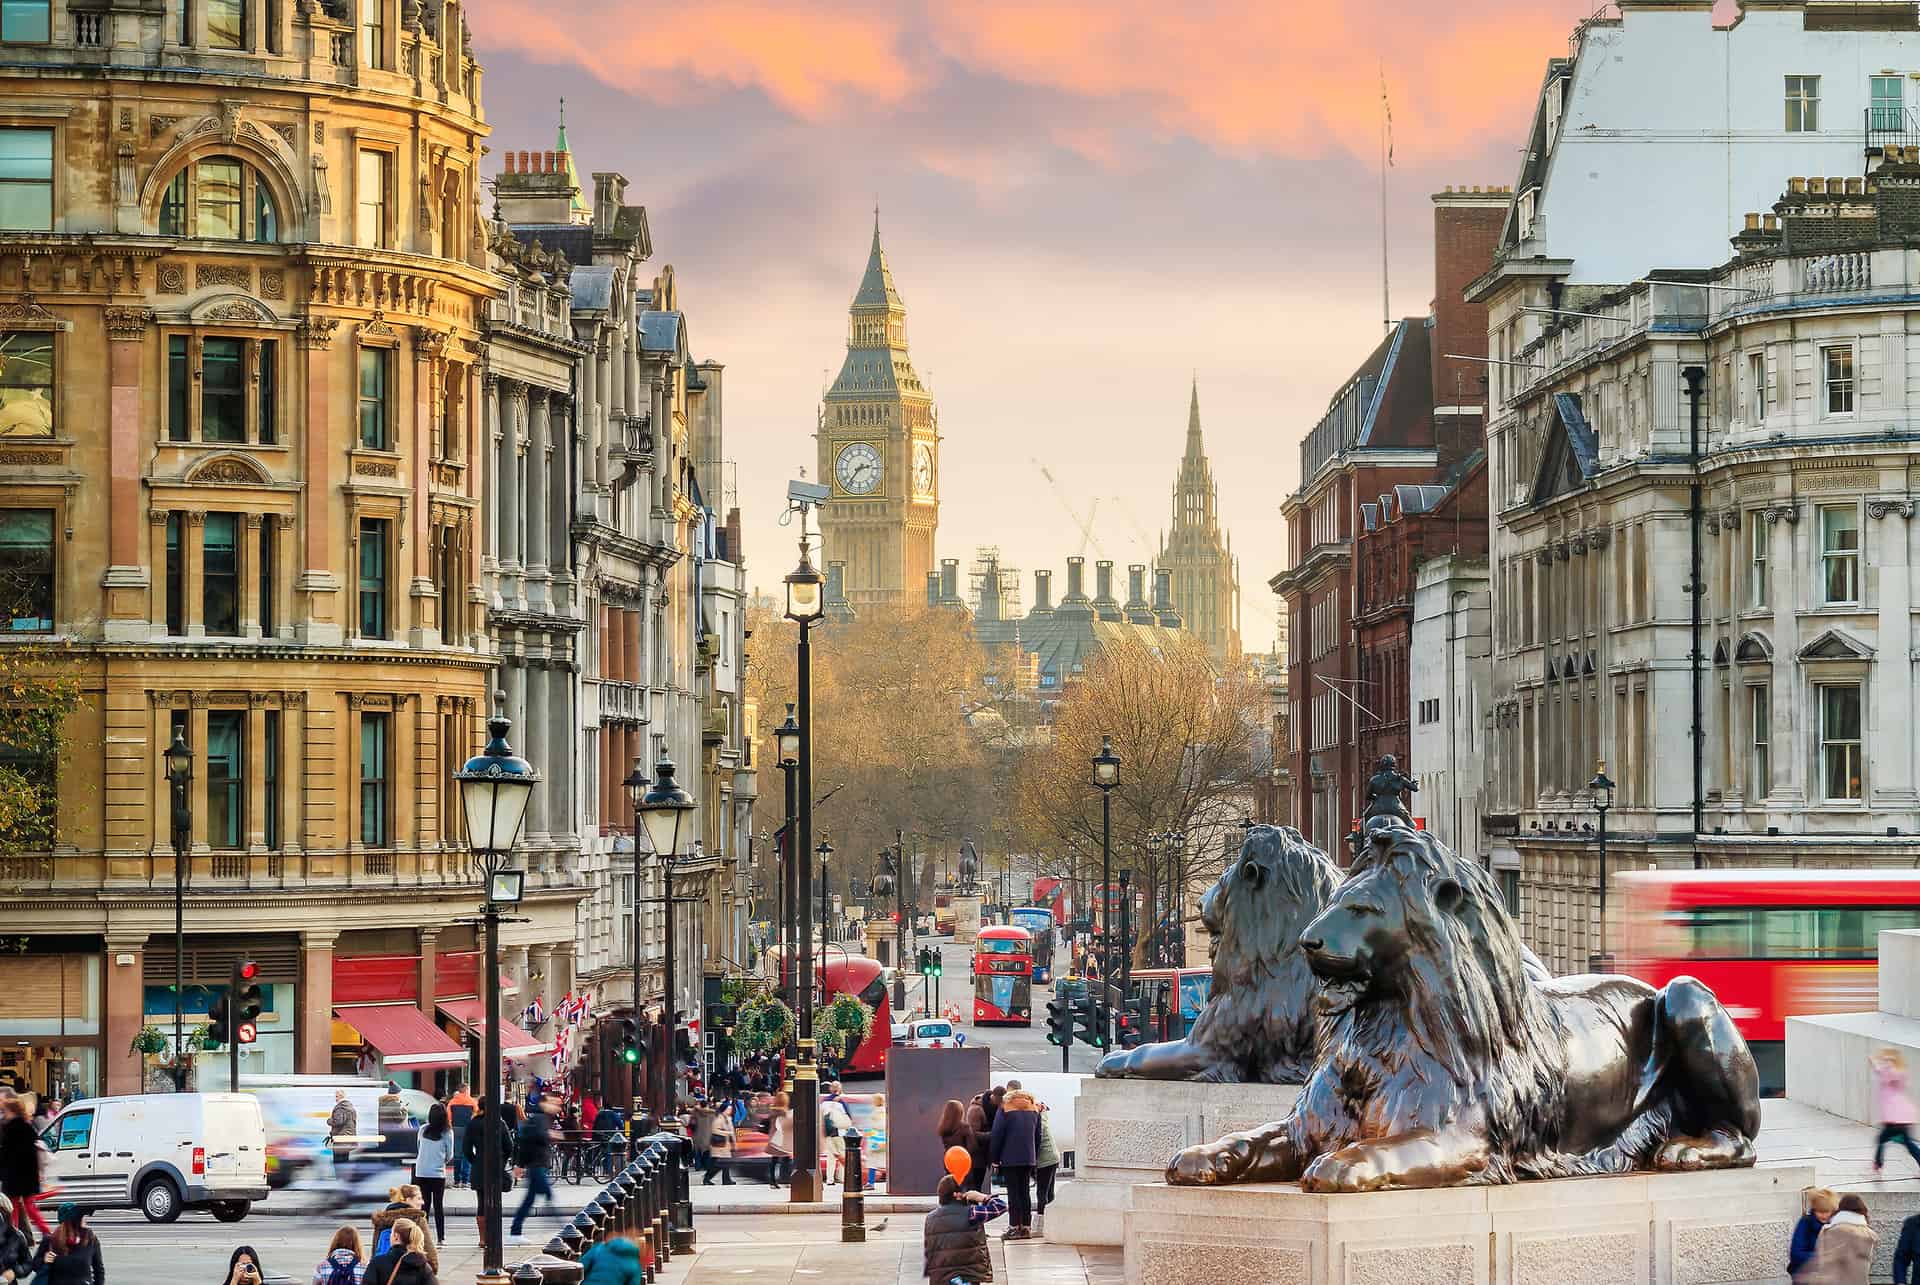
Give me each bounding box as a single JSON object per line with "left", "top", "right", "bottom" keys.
{"left": 1274, "top": 188, "right": 1505, "bottom": 855}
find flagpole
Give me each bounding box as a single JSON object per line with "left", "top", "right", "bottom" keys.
{"left": 1381, "top": 69, "right": 1391, "bottom": 331}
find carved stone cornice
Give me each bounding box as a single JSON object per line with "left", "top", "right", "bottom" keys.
{"left": 412, "top": 326, "right": 450, "bottom": 360}
{"left": 1588, "top": 528, "right": 1610, "bottom": 550}
{"left": 103, "top": 305, "right": 153, "bottom": 342}
{"left": 1704, "top": 513, "right": 1720, "bottom": 536}
{"left": 1763, "top": 503, "right": 1800, "bottom": 525}
{"left": 1721, "top": 507, "right": 1741, "bottom": 531}
{"left": 1868, "top": 498, "right": 1916, "bottom": 520}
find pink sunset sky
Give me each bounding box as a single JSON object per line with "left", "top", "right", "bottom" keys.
{"left": 467, "top": 0, "right": 1620, "bottom": 649}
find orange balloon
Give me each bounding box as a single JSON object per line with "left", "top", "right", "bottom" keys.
{"left": 944, "top": 1145, "right": 971, "bottom": 1182}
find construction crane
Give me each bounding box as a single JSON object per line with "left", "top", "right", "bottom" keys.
{"left": 1107, "top": 494, "right": 1159, "bottom": 563}
{"left": 1033, "top": 459, "right": 1103, "bottom": 559}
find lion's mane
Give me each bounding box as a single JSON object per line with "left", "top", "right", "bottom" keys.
{"left": 1335, "top": 826, "right": 1569, "bottom": 1180}
{"left": 1183, "top": 825, "right": 1342, "bottom": 1082}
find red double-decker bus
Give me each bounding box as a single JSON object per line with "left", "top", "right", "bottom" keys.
{"left": 1616, "top": 869, "right": 1920, "bottom": 1094}
{"left": 771, "top": 949, "right": 893, "bottom": 1076}
{"left": 973, "top": 925, "right": 1033, "bottom": 1026}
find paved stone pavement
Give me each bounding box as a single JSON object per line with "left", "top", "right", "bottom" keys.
{"left": 676, "top": 1213, "right": 1120, "bottom": 1284}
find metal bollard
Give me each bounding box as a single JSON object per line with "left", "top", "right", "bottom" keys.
{"left": 840, "top": 1127, "right": 866, "bottom": 1243}
{"left": 557, "top": 1223, "right": 585, "bottom": 1260}
{"left": 512, "top": 1262, "right": 543, "bottom": 1285}
{"left": 542, "top": 1236, "right": 569, "bottom": 1261}
{"left": 534, "top": 1259, "right": 584, "bottom": 1285}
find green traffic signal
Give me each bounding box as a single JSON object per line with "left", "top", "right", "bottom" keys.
{"left": 621, "top": 1046, "right": 639, "bottom": 1064}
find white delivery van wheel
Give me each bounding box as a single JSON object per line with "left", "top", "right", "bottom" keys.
{"left": 139, "top": 1175, "right": 182, "bottom": 1223}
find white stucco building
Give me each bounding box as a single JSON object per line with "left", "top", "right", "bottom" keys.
{"left": 1409, "top": 556, "right": 1495, "bottom": 896}
{"left": 1476, "top": 0, "right": 1920, "bottom": 983}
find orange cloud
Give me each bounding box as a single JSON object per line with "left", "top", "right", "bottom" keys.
{"left": 466, "top": 0, "right": 918, "bottom": 117}
{"left": 469, "top": 0, "right": 1588, "bottom": 167}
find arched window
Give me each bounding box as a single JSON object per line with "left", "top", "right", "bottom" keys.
{"left": 159, "top": 155, "right": 279, "bottom": 242}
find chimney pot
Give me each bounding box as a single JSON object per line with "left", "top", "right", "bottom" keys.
{"left": 1789, "top": 177, "right": 1806, "bottom": 194}
{"left": 1034, "top": 569, "right": 1053, "bottom": 612}
{"left": 1847, "top": 176, "right": 1864, "bottom": 195}
{"left": 1763, "top": 213, "right": 1778, "bottom": 231}
{"left": 1809, "top": 177, "right": 1827, "bottom": 195}
{"left": 1744, "top": 212, "right": 1759, "bottom": 231}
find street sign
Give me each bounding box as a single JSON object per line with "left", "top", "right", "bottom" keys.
{"left": 236, "top": 1022, "right": 258, "bottom": 1044}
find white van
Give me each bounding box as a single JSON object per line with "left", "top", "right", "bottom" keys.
{"left": 41, "top": 1093, "right": 269, "bottom": 1223}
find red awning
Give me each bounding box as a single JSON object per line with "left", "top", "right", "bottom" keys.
{"left": 333, "top": 1004, "right": 468, "bottom": 1070}
{"left": 437, "top": 998, "right": 547, "bottom": 1061}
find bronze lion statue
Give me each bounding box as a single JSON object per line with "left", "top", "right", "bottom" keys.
{"left": 1096, "top": 824, "right": 1341, "bottom": 1083}
{"left": 1167, "top": 822, "right": 1761, "bottom": 1191}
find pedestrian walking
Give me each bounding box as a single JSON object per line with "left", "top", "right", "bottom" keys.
{"left": 921, "top": 1176, "right": 1006, "bottom": 1284}
{"left": 1033, "top": 1101, "right": 1060, "bottom": 1236}
{"left": 222, "top": 1246, "right": 266, "bottom": 1285}
{"left": 578, "top": 1237, "right": 641, "bottom": 1285}
{"left": 411, "top": 1106, "right": 452, "bottom": 1243}
{"left": 766, "top": 1093, "right": 792, "bottom": 1188}
{"left": 988, "top": 1090, "right": 1040, "bottom": 1240}
{"left": 1871, "top": 1048, "right": 1920, "bottom": 1177}
{"left": 0, "top": 1197, "right": 32, "bottom": 1284}
{"left": 459, "top": 1098, "right": 513, "bottom": 1246}
{"left": 310, "top": 1227, "right": 366, "bottom": 1285}
{"left": 328, "top": 1092, "right": 359, "bottom": 1172}
{"left": 686, "top": 1100, "right": 716, "bottom": 1178}
{"left": 0, "top": 1097, "right": 45, "bottom": 1240}
{"left": 445, "top": 1086, "right": 476, "bottom": 1190}
{"left": 29, "top": 1204, "right": 100, "bottom": 1285}
{"left": 702, "top": 1109, "right": 735, "bottom": 1186}
{"left": 508, "top": 1094, "right": 559, "bottom": 1243}
{"left": 819, "top": 1083, "right": 852, "bottom": 1186}
{"left": 1803, "top": 1193, "right": 1876, "bottom": 1285}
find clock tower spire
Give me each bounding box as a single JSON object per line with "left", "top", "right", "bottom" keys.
{"left": 816, "top": 212, "right": 939, "bottom": 611}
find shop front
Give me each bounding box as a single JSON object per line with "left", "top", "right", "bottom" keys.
{"left": 142, "top": 934, "right": 300, "bottom": 1091}
{"left": 330, "top": 953, "right": 466, "bottom": 1088}
{"left": 0, "top": 937, "right": 102, "bottom": 1102}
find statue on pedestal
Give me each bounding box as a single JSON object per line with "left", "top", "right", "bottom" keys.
{"left": 1096, "top": 825, "right": 1339, "bottom": 1083}
{"left": 1361, "top": 754, "right": 1418, "bottom": 825}
{"left": 1167, "top": 822, "right": 1761, "bottom": 1192}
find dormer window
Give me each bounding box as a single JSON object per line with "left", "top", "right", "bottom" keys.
{"left": 159, "top": 156, "right": 279, "bottom": 242}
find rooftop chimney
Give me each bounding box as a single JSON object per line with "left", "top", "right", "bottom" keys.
{"left": 1093, "top": 560, "right": 1122, "bottom": 621}
{"left": 1065, "top": 556, "right": 1087, "bottom": 602}
{"left": 940, "top": 558, "right": 962, "bottom": 605}
{"left": 1154, "top": 567, "right": 1183, "bottom": 629}
{"left": 1125, "top": 564, "right": 1155, "bottom": 624}
{"left": 1031, "top": 569, "right": 1054, "bottom": 615}
{"left": 926, "top": 571, "right": 940, "bottom": 607}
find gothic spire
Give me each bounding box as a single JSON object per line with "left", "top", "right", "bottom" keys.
{"left": 1186, "top": 377, "right": 1204, "bottom": 460}
{"left": 853, "top": 208, "right": 904, "bottom": 312}
{"left": 555, "top": 98, "right": 588, "bottom": 220}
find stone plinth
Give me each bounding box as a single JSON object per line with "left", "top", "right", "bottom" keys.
{"left": 1124, "top": 1164, "right": 1815, "bottom": 1285}
{"left": 1047, "top": 1075, "right": 1301, "bottom": 1246}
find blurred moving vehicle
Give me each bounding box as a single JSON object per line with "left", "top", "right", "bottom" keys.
{"left": 239, "top": 1075, "right": 385, "bottom": 1190}
{"left": 40, "top": 1093, "right": 268, "bottom": 1223}
{"left": 1125, "top": 967, "right": 1212, "bottom": 1043}
{"left": 1617, "top": 868, "right": 1920, "bottom": 1094}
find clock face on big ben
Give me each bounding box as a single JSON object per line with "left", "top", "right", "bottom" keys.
{"left": 835, "top": 441, "right": 882, "bottom": 495}
{"left": 913, "top": 442, "right": 935, "bottom": 497}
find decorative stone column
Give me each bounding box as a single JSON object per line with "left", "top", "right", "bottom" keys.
{"left": 298, "top": 929, "right": 338, "bottom": 1075}
{"left": 418, "top": 926, "right": 441, "bottom": 1024}
{"left": 525, "top": 389, "right": 551, "bottom": 610}
{"left": 103, "top": 306, "right": 155, "bottom": 641}
{"left": 104, "top": 933, "right": 149, "bottom": 1095}
{"left": 296, "top": 317, "right": 343, "bottom": 646}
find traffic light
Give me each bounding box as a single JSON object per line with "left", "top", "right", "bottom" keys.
{"left": 205, "top": 989, "right": 231, "bottom": 1048}
{"left": 1072, "top": 998, "right": 1107, "bottom": 1049}
{"left": 1117, "top": 998, "right": 1146, "bottom": 1050}
{"left": 233, "top": 959, "right": 263, "bottom": 1045}
{"left": 928, "top": 949, "right": 943, "bottom": 978}
{"left": 1045, "top": 996, "right": 1072, "bottom": 1047}
{"left": 615, "top": 1018, "right": 641, "bottom": 1064}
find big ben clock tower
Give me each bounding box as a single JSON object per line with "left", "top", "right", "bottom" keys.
{"left": 817, "top": 214, "right": 939, "bottom": 610}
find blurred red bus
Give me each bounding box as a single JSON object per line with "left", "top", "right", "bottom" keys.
{"left": 1616, "top": 869, "right": 1920, "bottom": 1094}
{"left": 770, "top": 949, "right": 893, "bottom": 1076}
{"left": 973, "top": 925, "right": 1033, "bottom": 1026}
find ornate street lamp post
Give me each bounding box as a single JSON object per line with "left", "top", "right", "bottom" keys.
{"left": 775, "top": 706, "right": 801, "bottom": 1089}
{"left": 1589, "top": 760, "right": 1617, "bottom": 970}
{"left": 453, "top": 714, "right": 537, "bottom": 1282}
{"left": 785, "top": 536, "right": 826, "bottom": 1202}
{"left": 1091, "top": 736, "right": 1120, "bottom": 1044}
{"left": 816, "top": 838, "right": 834, "bottom": 961}
{"left": 163, "top": 730, "right": 193, "bottom": 1091}
{"left": 630, "top": 750, "right": 695, "bottom": 1125}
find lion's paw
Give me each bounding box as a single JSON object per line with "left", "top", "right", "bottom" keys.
{"left": 1167, "top": 1136, "right": 1253, "bottom": 1186}
{"left": 1655, "top": 1130, "right": 1752, "bottom": 1172}
{"left": 1301, "top": 1147, "right": 1388, "bottom": 1193}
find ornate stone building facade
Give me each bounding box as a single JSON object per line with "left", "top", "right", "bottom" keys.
{"left": 1477, "top": 153, "right": 1920, "bottom": 1028}
{"left": 495, "top": 139, "right": 751, "bottom": 1101}
{"left": 0, "top": 0, "right": 602, "bottom": 1099}
{"left": 816, "top": 218, "right": 939, "bottom": 611}
{"left": 1157, "top": 383, "right": 1240, "bottom": 665}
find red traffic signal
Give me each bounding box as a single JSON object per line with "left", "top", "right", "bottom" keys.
{"left": 237, "top": 960, "right": 259, "bottom": 981}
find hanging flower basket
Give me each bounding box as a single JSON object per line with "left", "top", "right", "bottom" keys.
{"left": 732, "top": 993, "right": 794, "bottom": 1056}
{"left": 129, "top": 1025, "right": 168, "bottom": 1057}
{"left": 817, "top": 993, "right": 873, "bottom": 1059}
